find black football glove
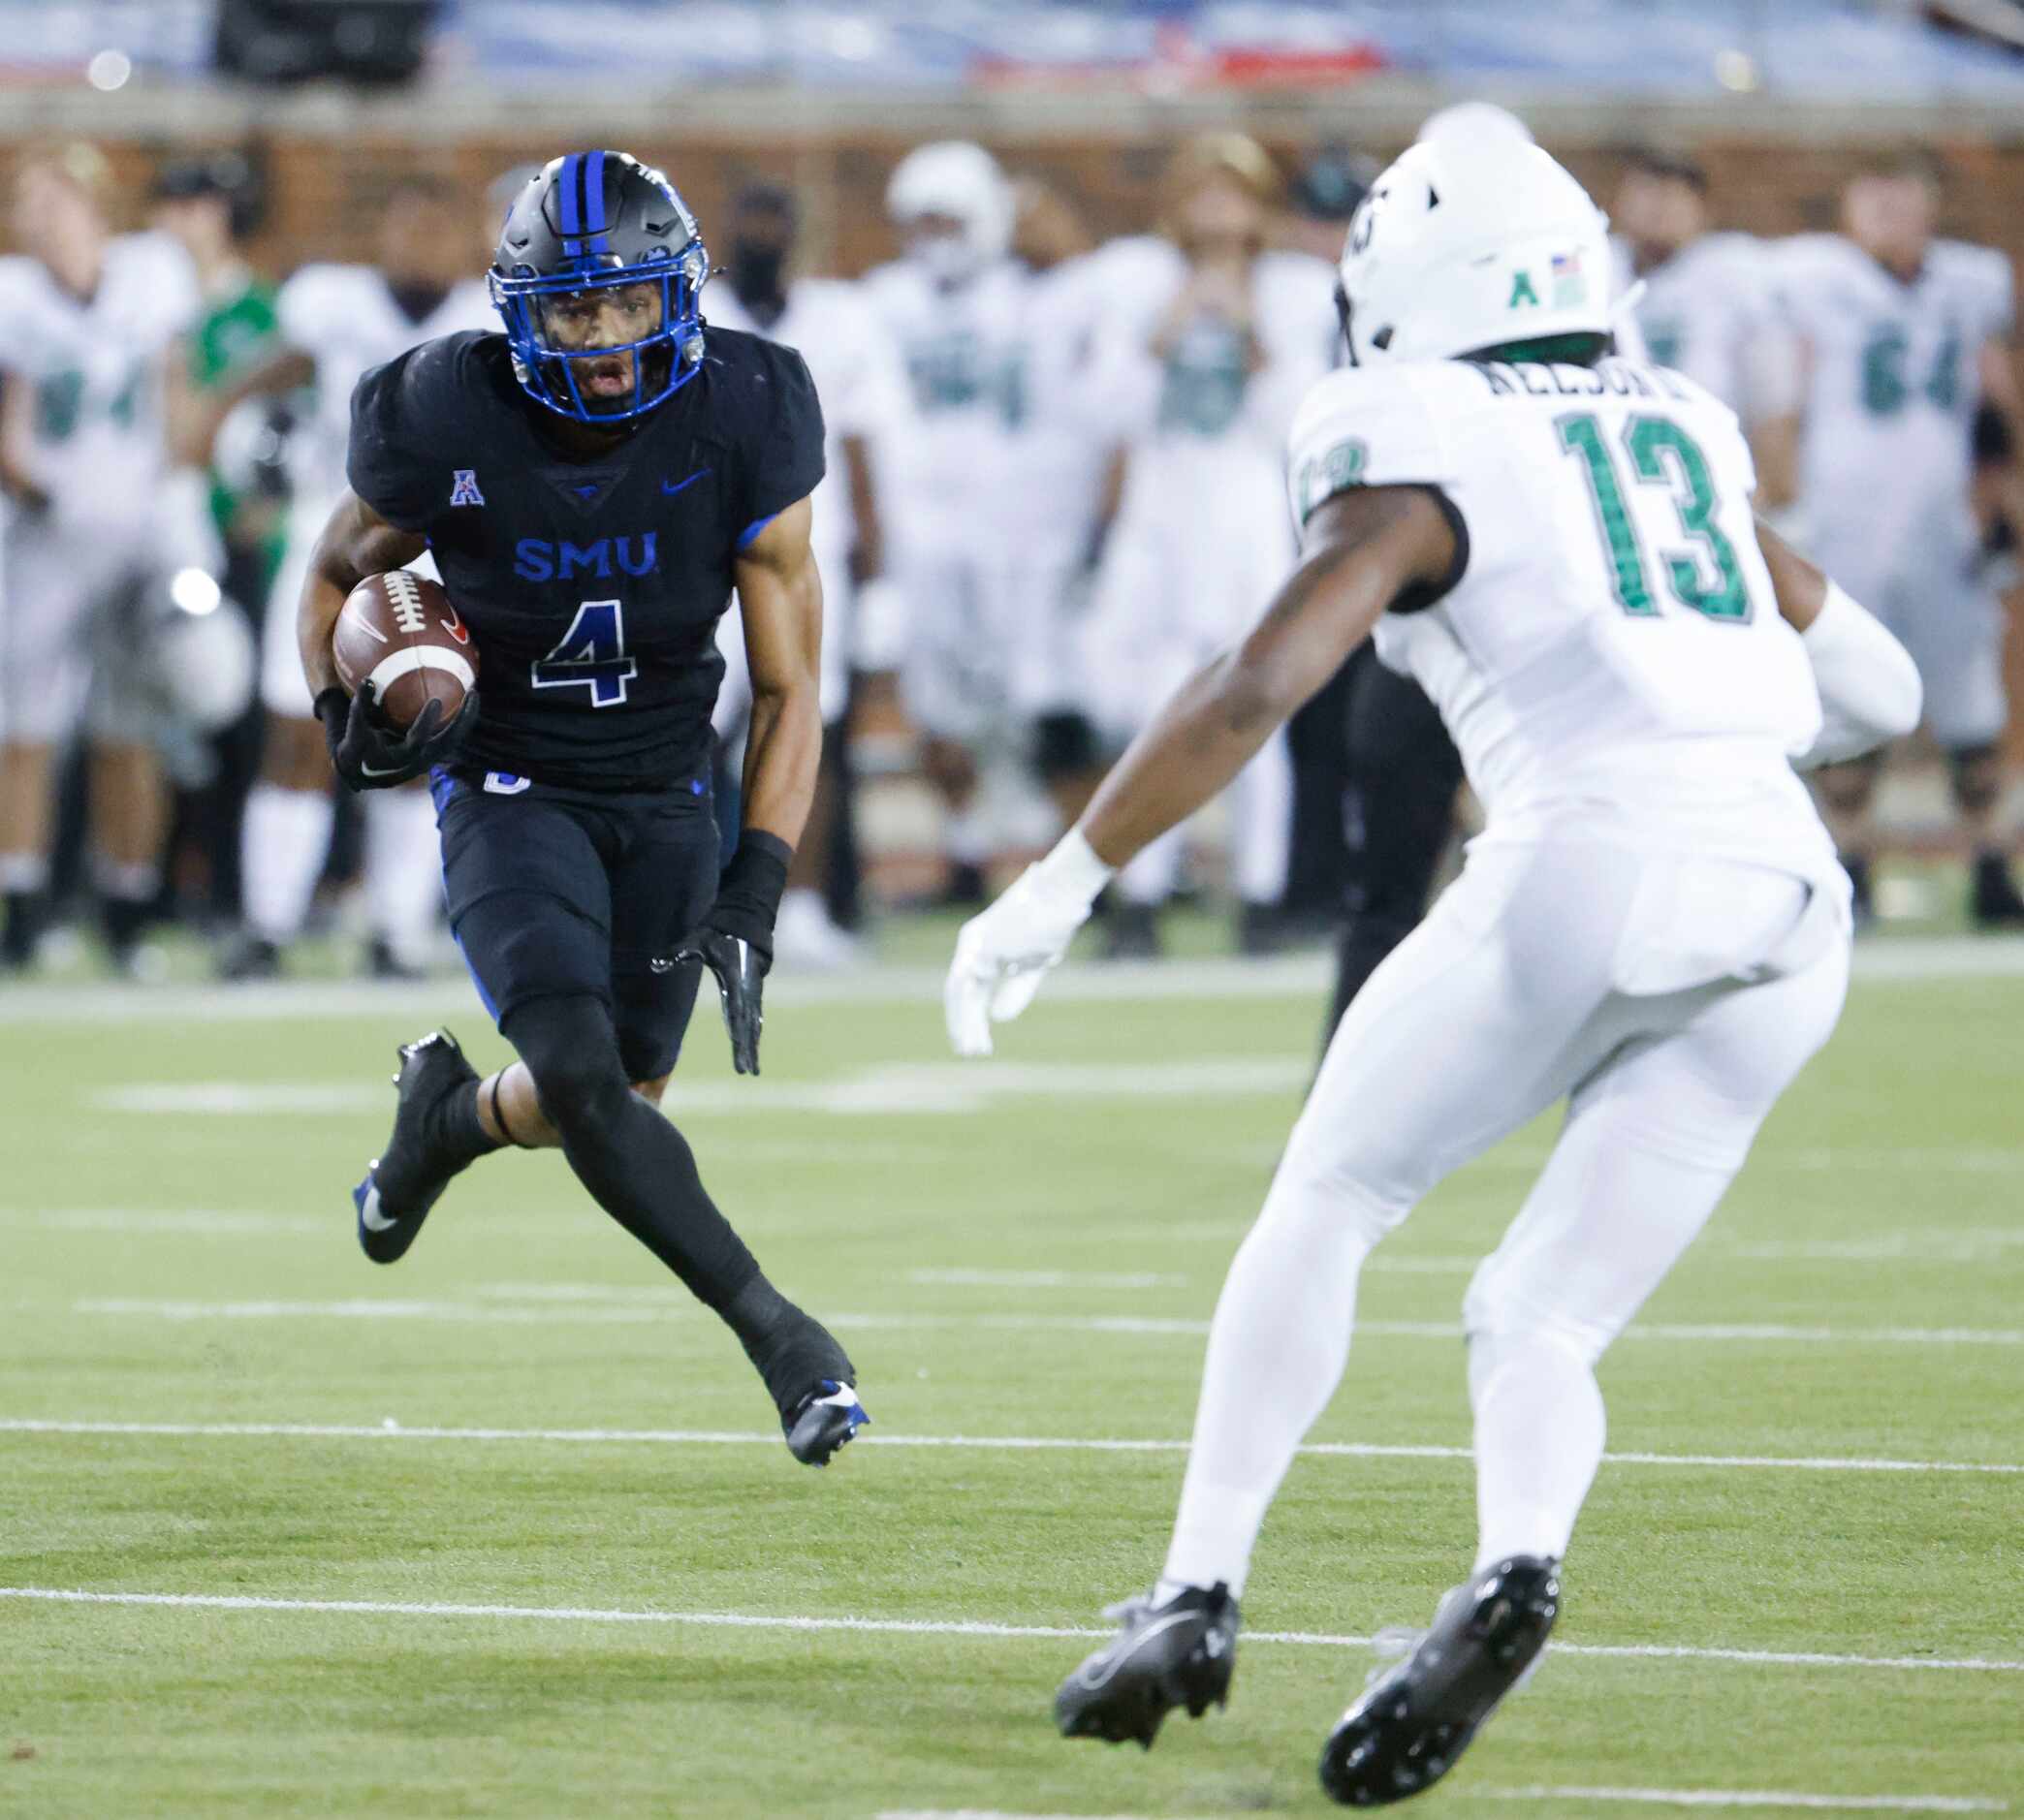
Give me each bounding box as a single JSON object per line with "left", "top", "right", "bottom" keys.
{"left": 655, "top": 830, "right": 792, "bottom": 1077}
{"left": 316, "top": 682, "right": 477, "bottom": 793}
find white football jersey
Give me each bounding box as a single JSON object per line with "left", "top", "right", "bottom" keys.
{"left": 1000, "top": 240, "right": 1159, "bottom": 550}
{"left": 1610, "top": 232, "right": 1796, "bottom": 422}
{"left": 0, "top": 233, "right": 199, "bottom": 532}
{"left": 1090, "top": 243, "right": 1339, "bottom": 464}
{"left": 858, "top": 257, "right": 1028, "bottom": 549}
{"left": 1285, "top": 354, "right": 1832, "bottom": 876}
{"left": 277, "top": 265, "right": 494, "bottom": 510}
{"left": 1773, "top": 235, "right": 2010, "bottom": 587}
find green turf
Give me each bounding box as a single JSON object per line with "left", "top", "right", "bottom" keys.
{"left": 1, "top": 951, "right": 2020, "bottom": 1817}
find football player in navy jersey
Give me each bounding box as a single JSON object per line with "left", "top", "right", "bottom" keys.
{"left": 295, "top": 151, "right": 867, "bottom": 1466}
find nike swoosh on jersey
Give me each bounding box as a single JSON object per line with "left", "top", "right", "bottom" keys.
{"left": 661, "top": 467, "right": 713, "bottom": 497}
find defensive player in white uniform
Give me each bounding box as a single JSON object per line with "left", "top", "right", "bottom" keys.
{"left": 706, "top": 182, "right": 908, "bottom": 966}
{"left": 206, "top": 174, "right": 492, "bottom": 978}
{"left": 946, "top": 132, "right": 1920, "bottom": 1803}
{"left": 863, "top": 142, "right": 1031, "bottom": 901}
{"left": 1080, "top": 134, "right": 1338, "bottom": 955}
{"left": 0, "top": 145, "right": 214, "bottom": 973}
{"left": 1769, "top": 148, "right": 2024, "bottom": 926}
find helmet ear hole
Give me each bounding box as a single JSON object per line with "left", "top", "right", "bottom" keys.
{"left": 1372, "top": 326, "right": 1395, "bottom": 352}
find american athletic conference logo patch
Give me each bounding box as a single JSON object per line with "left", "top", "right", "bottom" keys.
{"left": 449, "top": 468, "right": 486, "bottom": 507}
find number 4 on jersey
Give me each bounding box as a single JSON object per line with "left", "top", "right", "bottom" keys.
{"left": 531, "top": 598, "right": 638, "bottom": 707}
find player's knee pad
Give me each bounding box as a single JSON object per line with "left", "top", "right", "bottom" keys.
{"left": 1812, "top": 751, "right": 1882, "bottom": 815}
{"left": 1262, "top": 1140, "right": 1411, "bottom": 1252}
{"left": 1462, "top": 1270, "right": 1609, "bottom": 1371}
{"left": 1946, "top": 741, "right": 2003, "bottom": 815}
{"left": 503, "top": 994, "right": 632, "bottom": 1138}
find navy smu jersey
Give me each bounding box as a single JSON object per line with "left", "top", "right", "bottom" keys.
{"left": 346, "top": 326, "right": 824, "bottom": 790}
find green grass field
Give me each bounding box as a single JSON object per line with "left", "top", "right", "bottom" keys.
{"left": 2, "top": 937, "right": 2020, "bottom": 1818}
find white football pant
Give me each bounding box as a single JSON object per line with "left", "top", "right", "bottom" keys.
{"left": 1160, "top": 835, "right": 1850, "bottom": 1597}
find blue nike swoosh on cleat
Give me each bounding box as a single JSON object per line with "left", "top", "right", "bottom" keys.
{"left": 661, "top": 467, "right": 712, "bottom": 497}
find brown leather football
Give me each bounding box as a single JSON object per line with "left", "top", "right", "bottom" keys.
{"left": 331, "top": 571, "right": 478, "bottom": 731}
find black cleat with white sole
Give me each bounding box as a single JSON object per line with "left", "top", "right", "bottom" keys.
{"left": 783, "top": 1379, "right": 870, "bottom": 1465}
{"left": 1319, "top": 1553, "right": 1559, "bottom": 1806}
{"left": 1055, "top": 1581, "right": 1240, "bottom": 1748}
{"left": 353, "top": 1030, "right": 480, "bottom": 1265}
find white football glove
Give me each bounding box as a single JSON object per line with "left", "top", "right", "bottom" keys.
{"left": 944, "top": 830, "right": 1113, "bottom": 1057}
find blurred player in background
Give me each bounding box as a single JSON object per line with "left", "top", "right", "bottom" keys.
{"left": 950, "top": 127, "right": 1920, "bottom": 1803}
{"left": 1080, "top": 133, "right": 1336, "bottom": 957}
{"left": 1771, "top": 147, "right": 2024, "bottom": 925}
{"left": 1278, "top": 144, "right": 1375, "bottom": 933}
{"left": 154, "top": 148, "right": 286, "bottom": 924}
{"left": 707, "top": 181, "right": 907, "bottom": 966}
{"left": 206, "top": 173, "right": 493, "bottom": 979}
{"left": 0, "top": 144, "right": 221, "bottom": 974}
{"left": 1609, "top": 144, "right": 1800, "bottom": 501}
{"left": 864, "top": 141, "right": 1028, "bottom": 904}
{"left": 1001, "top": 174, "right": 1145, "bottom": 836}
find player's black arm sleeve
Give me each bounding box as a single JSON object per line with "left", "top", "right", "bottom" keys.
{"left": 1079, "top": 485, "right": 1459, "bottom": 869}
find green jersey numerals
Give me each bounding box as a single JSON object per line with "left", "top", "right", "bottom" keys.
{"left": 35, "top": 365, "right": 143, "bottom": 443}
{"left": 1860, "top": 323, "right": 1961, "bottom": 417}
{"left": 1557, "top": 412, "right": 1750, "bottom": 623}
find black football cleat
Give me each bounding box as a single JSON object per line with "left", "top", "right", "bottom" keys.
{"left": 1319, "top": 1554, "right": 1560, "bottom": 1807}
{"left": 1971, "top": 854, "right": 2024, "bottom": 928}
{"left": 783, "top": 1380, "right": 870, "bottom": 1466}
{"left": 353, "top": 1030, "right": 480, "bottom": 1265}
{"left": 217, "top": 933, "right": 282, "bottom": 982}
{"left": 1055, "top": 1581, "right": 1240, "bottom": 1748}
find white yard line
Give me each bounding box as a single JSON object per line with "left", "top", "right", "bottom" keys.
{"left": 4, "top": 1418, "right": 2017, "bottom": 1477}
{"left": 1480, "top": 1790, "right": 2008, "bottom": 1813}
{"left": 908, "top": 1269, "right": 1190, "bottom": 1290}
{"left": 89, "top": 1057, "right": 1313, "bottom": 1120}
{"left": 66, "top": 1297, "right": 2024, "bottom": 1346}
{"left": 882, "top": 1802, "right": 2011, "bottom": 1820}
{"left": 3, "top": 936, "right": 2021, "bottom": 1028}
{"left": 2, "top": 1586, "right": 2017, "bottom": 1673}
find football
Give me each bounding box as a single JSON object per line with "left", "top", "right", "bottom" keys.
{"left": 331, "top": 570, "right": 478, "bottom": 731}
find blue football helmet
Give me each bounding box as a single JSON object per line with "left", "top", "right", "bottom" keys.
{"left": 489, "top": 150, "right": 710, "bottom": 424}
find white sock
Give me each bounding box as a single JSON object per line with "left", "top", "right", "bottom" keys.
{"left": 364, "top": 786, "right": 444, "bottom": 963}
{"left": 1160, "top": 1176, "right": 1380, "bottom": 1599}
{"left": 0, "top": 852, "right": 50, "bottom": 894}
{"left": 944, "top": 805, "right": 990, "bottom": 867}
{"left": 1467, "top": 1330, "right": 1605, "bottom": 1571}
{"left": 92, "top": 857, "right": 161, "bottom": 902}
{"left": 240, "top": 784, "right": 333, "bottom": 944}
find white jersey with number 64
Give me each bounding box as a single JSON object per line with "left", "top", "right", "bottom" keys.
{"left": 1285, "top": 355, "right": 1835, "bottom": 883}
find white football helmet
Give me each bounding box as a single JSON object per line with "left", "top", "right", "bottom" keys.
{"left": 886, "top": 141, "right": 1012, "bottom": 283}
{"left": 1336, "top": 129, "right": 1611, "bottom": 367}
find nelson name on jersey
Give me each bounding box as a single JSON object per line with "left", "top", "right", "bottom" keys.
{"left": 346, "top": 324, "right": 824, "bottom": 790}
{"left": 1471, "top": 355, "right": 1697, "bottom": 403}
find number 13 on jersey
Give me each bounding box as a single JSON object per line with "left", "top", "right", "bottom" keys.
{"left": 1558, "top": 412, "right": 1751, "bottom": 624}
{"left": 531, "top": 598, "right": 639, "bottom": 706}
